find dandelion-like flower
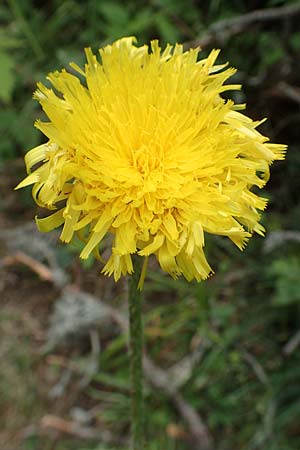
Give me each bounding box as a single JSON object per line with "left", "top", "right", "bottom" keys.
{"left": 17, "top": 37, "right": 286, "bottom": 283}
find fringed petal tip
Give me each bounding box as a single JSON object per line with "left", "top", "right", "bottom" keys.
{"left": 274, "top": 144, "right": 288, "bottom": 161}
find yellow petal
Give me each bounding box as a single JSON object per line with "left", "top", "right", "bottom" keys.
{"left": 60, "top": 208, "right": 81, "bottom": 242}
{"left": 138, "top": 234, "right": 165, "bottom": 256}
{"left": 35, "top": 209, "right": 65, "bottom": 232}
{"left": 15, "top": 171, "right": 41, "bottom": 189}
{"left": 24, "top": 143, "right": 48, "bottom": 173}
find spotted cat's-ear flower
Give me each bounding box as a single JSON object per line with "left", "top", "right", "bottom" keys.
{"left": 16, "top": 37, "right": 286, "bottom": 284}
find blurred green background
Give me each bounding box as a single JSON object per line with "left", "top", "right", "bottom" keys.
{"left": 1, "top": 1, "right": 300, "bottom": 449}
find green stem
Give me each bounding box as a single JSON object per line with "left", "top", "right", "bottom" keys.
{"left": 128, "top": 255, "right": 144, "bottom": 450}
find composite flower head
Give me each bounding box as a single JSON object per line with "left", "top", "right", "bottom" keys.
{"left": 17, "top": 37, "right": 286, "bottom": 283}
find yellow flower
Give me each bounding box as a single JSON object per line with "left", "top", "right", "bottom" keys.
{"left": 16, "top": 37, "right": 286, "bottom": 284}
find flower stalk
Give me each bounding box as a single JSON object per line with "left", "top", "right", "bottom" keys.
{"left": 128, "top": 255, "right": 145, "bottom": 449}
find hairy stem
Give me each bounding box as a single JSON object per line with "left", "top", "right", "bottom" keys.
{"left": 128, "top": 255, "right": 144, "bottom": 449}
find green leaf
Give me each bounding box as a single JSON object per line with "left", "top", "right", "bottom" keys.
{"left": 155, "top": 12, "right": 180, "bottom": 44}
{"left": 289, "top": 32, "right": 300, "bottom": 52}
{"left": 268, "top": 257, "right": 300, "bottom": 306}
{"left": 98, "top": 1, "right": 129, "bottom": 25}
{"left": 0, "top": 50, "right": 16, "bottom": 103}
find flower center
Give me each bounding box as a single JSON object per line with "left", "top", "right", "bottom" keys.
{"left": 132, "top": 145, "right": 160, "bottom": 176}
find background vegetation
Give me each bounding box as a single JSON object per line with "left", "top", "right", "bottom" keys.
{"left": 1, "top": 1, "right": 300, "bottom": 449}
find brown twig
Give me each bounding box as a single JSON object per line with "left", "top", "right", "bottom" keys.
{"left": 263, "top": 231, "right": 300, "bottom": 253}
{"left": 174, "top": 394, "right": 213, "bottom": 450}
{"left": 143, "top": 358, "right": 213, "bottom": 450}
{"left": 40, "top": 414, "right": 113, "bottom": 442}
{"left": 277, "top": 82, "right": 300, "bottom": 105}
{"left": 283, "top": 330, "right": 300, "bottom": 356}
{"left": 243, "top": 350, "right": 268, "bottom": 385}
{"left": 187, "top": 4, "right": 300, "bottom": 49}
{"left": 1, "top": 251, "right": 55, "bottom": 283}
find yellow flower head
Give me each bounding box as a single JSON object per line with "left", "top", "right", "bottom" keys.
{"left": 17, "top": 37, "right": 286, "bottom": 284}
